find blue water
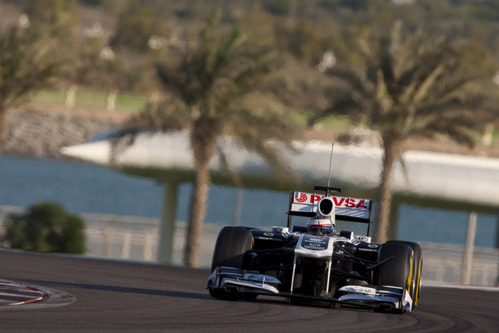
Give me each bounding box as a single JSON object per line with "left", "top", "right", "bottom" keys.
{"left": 0, "top": 155, "right": 496, "bottom": 248}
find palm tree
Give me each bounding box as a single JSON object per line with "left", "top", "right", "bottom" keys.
{"left": 121, "top": 11, "right": 297, "bottom": 267}
{"left": 314, "top": 22, "right": 498, "bottom": 243}
{"left": 0, "top": 24, "right": 59, "bottom": 144}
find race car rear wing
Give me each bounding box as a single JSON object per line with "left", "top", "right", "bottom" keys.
{"left": 287, "top": 191, "right": 372, "bottom": 224}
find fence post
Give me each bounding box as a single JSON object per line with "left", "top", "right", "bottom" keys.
{"left": 462, "top": 212, "right": 477, "bottom": 284}
{"left": 143, "top": 232, "right": 154, "bottom": 261}
{"left": 121, "top": 232, "right": 131, "bottom": 259}
{"left": 495, "top": 208, "right": 499, "bottom": 249}
{"left": 103, "top": 217, "right": 116, "bottom": 258}
{"left": 157, "top": 181, "right": 178, "bottom": 264}
{"left": 232, "top": 188, "right": 243, "bottom": 226}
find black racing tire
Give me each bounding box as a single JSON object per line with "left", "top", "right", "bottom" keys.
{"left": 375, "top": 241, "right": 415, "bottom": 311}
{"left": 396, "top": 241, "right": 423, "bottom": 308}
{"left": 211, "top": 226, "right": 254, "bottom": 271}
{"left": 413, "top": 253, "right": 423, "bottom": 307}
{"left": 209, "top": 227, "right": 254, "bottom": 301}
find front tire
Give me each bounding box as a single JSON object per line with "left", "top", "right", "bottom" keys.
{"left": 405, "top": 242, "right": 423, "bottom": 308}
{"left": 393, "top": 241, "right": 423, "bottom": 308}
{"left": 211, "top": 226, "right": 253, "bottom": 271}
{"left": 375, "top": 241, "right": 416, "bottom": 311}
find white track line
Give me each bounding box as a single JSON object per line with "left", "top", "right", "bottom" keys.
{"left": 423, "top": 280, "right": 499, "bottom": 292}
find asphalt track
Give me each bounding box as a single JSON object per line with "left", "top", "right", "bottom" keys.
{"left": 0, "top": 250, "right": 498, "bottom": 332}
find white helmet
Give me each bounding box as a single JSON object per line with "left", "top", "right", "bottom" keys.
{"left": 307, "top": 215, "right": 335, "bottom": 235}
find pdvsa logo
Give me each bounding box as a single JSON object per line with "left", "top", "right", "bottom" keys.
{"left": 295, "top": 192, "right": 308, "bottom": 203}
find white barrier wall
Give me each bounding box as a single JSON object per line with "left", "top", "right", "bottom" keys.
{"left": 0, "top": 206, "right": 497, "bottom": 286}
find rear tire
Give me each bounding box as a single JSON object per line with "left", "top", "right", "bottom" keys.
{"left": 209, "top": 227, "right": 254, "bottom": 300}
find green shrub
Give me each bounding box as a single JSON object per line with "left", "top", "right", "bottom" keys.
{"left": 4, "top": 202, "right": 85, "bottom": 254}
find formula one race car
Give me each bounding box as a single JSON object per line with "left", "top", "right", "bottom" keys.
{"left": 207, "top": 186, "right": 423, "bottom": 313}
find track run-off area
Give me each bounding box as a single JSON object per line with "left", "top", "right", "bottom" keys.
{"left": 0, "top": 249, "right": 497, "bottom": 332}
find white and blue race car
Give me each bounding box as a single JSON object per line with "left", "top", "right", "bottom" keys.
{"left": 208, "top": 185, "right": 423, "bottom": 313}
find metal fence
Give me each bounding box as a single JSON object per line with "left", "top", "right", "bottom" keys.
{"left": 0, "top": 206, "right": 497, "bottom": 286}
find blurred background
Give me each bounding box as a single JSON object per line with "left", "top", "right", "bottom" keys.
{"left": 0, "top": 0, "right": 497, "bottom": 286}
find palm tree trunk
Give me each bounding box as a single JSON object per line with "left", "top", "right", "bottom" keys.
{"left": 373, "top": 138, "right": 401, "bottom": 243}
{"left": 184, "top": 157, "right": 211, "bottom": 267}
{"left": 184, "top": 123, "right": 216, "bottom": 268}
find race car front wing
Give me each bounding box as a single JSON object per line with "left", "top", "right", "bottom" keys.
{"left": 337, "top": 285, "right": 412, "bottom": 312}
{"left": 208, "top": 266, "right": 281, "bottom": 294}
{"left": 207, "top": 266, "right": 413, "bottom": 312}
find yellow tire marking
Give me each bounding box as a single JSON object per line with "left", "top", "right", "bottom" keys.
{"left": 414, "top": 258, "right": 423, "bottom": 306}
{"left": 407, "top": 250, "right": 414, "bottom": 294}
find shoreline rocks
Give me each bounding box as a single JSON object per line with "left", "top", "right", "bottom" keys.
{"left": 2, "top": 108, "right": 124, "bottom": 159}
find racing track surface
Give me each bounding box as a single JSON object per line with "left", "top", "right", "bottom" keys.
{"left": 1, "top": 250, "right": 498, "bottom": 332}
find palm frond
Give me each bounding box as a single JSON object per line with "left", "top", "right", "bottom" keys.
{"left": 321, "top": 22, "right": 497, "bottom": 150}
{"left": 216, "top": 145, "right": 243, "bottom": 188}
{"left": 0, "top": 26, "right": 60, "bottom": 112}
{"left": 123, "top": 98, "right": 192, "bottom": 133}
{"left": 327, "top": 66, "right": 371, "bottom": 98}
{"left": 311, "top": 91, "right": 362, "bottom": 125}
{"left": 410, "top": 120, "right": 477, "bottom": 147}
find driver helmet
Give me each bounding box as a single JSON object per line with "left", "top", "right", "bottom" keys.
{"left": 307, "top": 215, "right": 335, "bottom": 235}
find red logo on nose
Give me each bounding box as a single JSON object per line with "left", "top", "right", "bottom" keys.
{"left": 295, "top": 192, "right": 308, "bottom": 203}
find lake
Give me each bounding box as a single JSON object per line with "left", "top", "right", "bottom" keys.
{"left": 0, "top": 155, "right": 496, "bottom": 248}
